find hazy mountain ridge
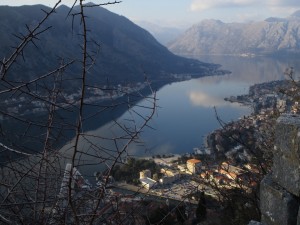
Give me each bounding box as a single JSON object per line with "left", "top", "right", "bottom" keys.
{"left": 0, "top": 4, "right": 217, "bottom": 93}
{"left": 135, "top": 21, "right": 185, "bottom": 45}
{"left": 168, "top": 10, "right": 300, "bottom": 56}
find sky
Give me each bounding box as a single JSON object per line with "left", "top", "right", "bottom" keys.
{"left": 1, "top": 0, "right": 300, "bottom": 28}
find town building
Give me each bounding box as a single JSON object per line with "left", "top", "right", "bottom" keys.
{"left": 139, "top": 169, "right": 151, "bottom": 179}
{"left": 139, "top": 177, "right": 157, "bottom": 190}
{"left": 159, "top": 168, "right": 180, "bottom": 185}
{"left": 139, "top": 169, "right": 156, "bottom": 190}
{"left": 219, "top": 162, "right": 247, "bottom": 181}
{"left": 177, "top": 164, "right": 186, "bottom": 172}
{"left": 277, "top": 99, "right": 286, "bottom": 113}
{"left": 186, "top": 159, "right": 201, "bottom": 174}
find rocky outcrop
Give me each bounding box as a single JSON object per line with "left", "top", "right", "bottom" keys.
{"left": 273, "top": 116, "right": 300, "bottom": 196}
{"left": 250, "top": 114, "right": 300, "bottom": 225}
{"left": 260, "top": 174, "right": 299, "bottom": 225}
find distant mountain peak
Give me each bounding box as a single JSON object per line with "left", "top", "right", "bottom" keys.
{"left": 57, "top": 4, "right": 69, "bottom": 9}
{"left": 290, "top": 10, "right": 300, "bottom": 18}
{"left": 56, "top": 4, "right": 71, "bottom": 13}
{"left": 264, "top": 17, "right": 287, "bottom": 22}
{"left": 200, "top": 19, "right": 224, "bottom": 25}
{"left": 168, "top": 12, "right": 300, "bottom": 56}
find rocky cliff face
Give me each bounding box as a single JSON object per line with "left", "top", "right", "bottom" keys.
{"left": 168, "top": 11, "right": 300, "bottom": 56}
{"left": 250, "top": 114, "right": 300, "bottom": 225}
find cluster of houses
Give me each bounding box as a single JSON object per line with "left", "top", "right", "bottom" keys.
{"left": 200, "top": 162, "right": 257, "bottom": 189}
{"left": 139, "top": 158, "right": 202, "bottom": 190}
{"left": 52, "top": 163, "right": 199, "bottom": 224}
{"left": 52, "top": 164, "right": 156, "bottom": 224}
{"left": 139, "top": 157, "right": 260, "bottom": 195}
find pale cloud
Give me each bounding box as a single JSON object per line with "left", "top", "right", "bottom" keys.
{"left": 0, "top": 0, "right": 76, "bottom": 6}
{"left": 190, "top": 0, "right": 259, "bottom": 11}
{"left": 234, "top": 12, "right": 263, "bottom": 22}
{"left": 267, "top": 0, "right": 300, "bottom": 7}
{"left": 190, "top": 0, "right": 300, "bottom": 12}
{"left": 267, "top": 0, "right": 300, "bottom": 15}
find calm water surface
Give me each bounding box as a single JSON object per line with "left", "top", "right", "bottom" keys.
{"left": 60, "top": 55, "right": 300, "bottom": 175}
{"left": 113, "top": 55, "right": 299, "bottom": 156}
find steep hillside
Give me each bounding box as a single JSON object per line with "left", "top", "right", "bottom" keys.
{"left": 0, "top": 4, "right": 217, "bottom": 93}
{"left": 168, "top": 11, "right": 300, "bottom": 56}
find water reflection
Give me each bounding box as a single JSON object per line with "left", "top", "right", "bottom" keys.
{"left": 60, "top": 55, "right": 296, "bottom": 175}
{"left": 189, "top": 91, "right": 230, "bottom": 108}
{"left": 195, "top": 55, "right": 298, "bottom": 83}
{"left": 189, "top": 91, "right": 220, "bottom": 107}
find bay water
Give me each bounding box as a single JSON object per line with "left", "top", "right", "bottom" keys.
{"left": 60, "top": 55, "right": 299, "bottom": 175}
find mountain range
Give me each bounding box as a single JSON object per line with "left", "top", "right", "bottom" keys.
{"left": 0, "top": 4, "right": 218, "bottom": 93}
{"left": 168, "top": 10, "right": 300, "bottom": 56}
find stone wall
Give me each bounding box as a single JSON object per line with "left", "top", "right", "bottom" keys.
{"left": 250, "top": 114, "right": 300, "bottom": 225}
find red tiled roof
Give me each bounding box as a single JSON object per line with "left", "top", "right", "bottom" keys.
{"left": 187, "top": 159, "right": 201, "bottom": 164}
